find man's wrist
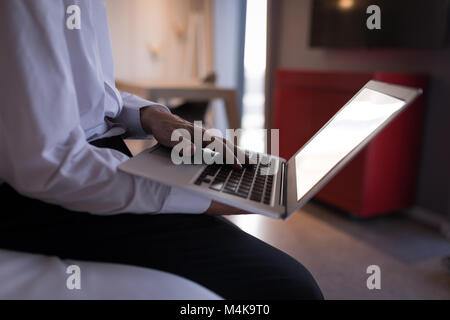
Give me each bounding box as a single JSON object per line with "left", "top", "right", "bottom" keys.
{"left": 140, "top": 106, "right": 172, "bottom": 135}
{"left": 139, "top": 106, "right": 156, "bottom": 135}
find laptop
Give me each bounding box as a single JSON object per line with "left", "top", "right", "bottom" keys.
{"left": 119, "top": 80, "right": 422, "bottom": 219}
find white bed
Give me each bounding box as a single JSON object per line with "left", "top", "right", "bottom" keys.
{"left": 0, "top": 249, "right": 222, "bottom": 300}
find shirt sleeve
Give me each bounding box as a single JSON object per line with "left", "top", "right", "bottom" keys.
{"left": 115, "top": 92, "right": 170, "bottom": 139}
{"left": 0, "top": 1, "right": 211, "bottom": 215}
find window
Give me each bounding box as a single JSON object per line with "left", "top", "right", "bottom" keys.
{"left": 240, "top": 0, "right": 267, "bottom": 153}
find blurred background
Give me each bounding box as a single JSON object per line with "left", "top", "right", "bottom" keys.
{"left": 106, "top": 0, "right": 450, "bottom": 299}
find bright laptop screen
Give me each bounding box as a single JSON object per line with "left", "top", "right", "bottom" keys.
{"left": 295, "top": 88, "right": 405, "bottom": 201}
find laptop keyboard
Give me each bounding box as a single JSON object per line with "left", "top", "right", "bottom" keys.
{"left": 194, "top": 156, "right": 275, "bottom": 205}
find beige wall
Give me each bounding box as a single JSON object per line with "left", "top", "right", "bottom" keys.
{"left": 267, "top": 0, "right": 450, "bottom": 215}
{"left": 105, "top": 0, "right": 213, "bottom": 82}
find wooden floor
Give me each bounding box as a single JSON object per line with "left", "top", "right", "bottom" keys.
{"left": 227, "top": 203, "right": 450, "bottom": 300}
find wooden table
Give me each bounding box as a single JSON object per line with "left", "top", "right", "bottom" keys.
{"left": 116, "top": 80, "right": 241, "bottom": 130}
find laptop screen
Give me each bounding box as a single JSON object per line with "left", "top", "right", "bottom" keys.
{"left": 295, "top": 88, "right": 405, "bottom": 202}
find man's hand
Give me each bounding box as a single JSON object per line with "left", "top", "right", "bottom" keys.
{"left": 140, "top": 107, "right": 248, "bottom": 168}
{"left": 140, "top": 107, "right": 254, "bottom": 217}
{"left": 205, "top": 201, "right": 252, "bottom": 216}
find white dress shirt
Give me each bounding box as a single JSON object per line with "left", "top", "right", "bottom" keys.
{"left": 0, "top": 0, "right": 211, "bottom": 214}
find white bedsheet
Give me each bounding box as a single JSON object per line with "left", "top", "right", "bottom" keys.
{"left": 0, "top": 249, "right": 221, "bottom": 300}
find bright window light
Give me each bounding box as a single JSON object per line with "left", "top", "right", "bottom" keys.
{"left": 240, "top": 0, "right": 267, "bottom": 153}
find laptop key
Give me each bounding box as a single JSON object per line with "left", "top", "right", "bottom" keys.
{"left": 250, "top": 195, "right": 262, "bottom": 202}
{"left": 210, "top": 181, "right": 225, "bottom": 191}
{"left": 195, "top": 156, "right": 274, "bottom": 206}
{"left": 224, "top": 185, "right": 238, "bottom": 192}
{"left": 194, "top": 173, "right": 208, "bottom": 185}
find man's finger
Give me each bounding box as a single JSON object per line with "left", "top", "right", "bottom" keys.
{"left": 222, "top": 141, "right": 243, "bottom": 169}
{"left": 189, "top": 125, "right": 249, "bottom": 167}
{"left": 205, "top": 136, "right": 242, "bottom": 168}
{"left": 223, "top": 138, "right": 248, "bottom": 165}
{"left": 178, "top": 138, "right": 196, "bottom": 157}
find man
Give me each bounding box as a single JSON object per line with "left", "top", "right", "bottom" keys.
{"left": 0, "top": 1, "right": 322, "bottom": 299}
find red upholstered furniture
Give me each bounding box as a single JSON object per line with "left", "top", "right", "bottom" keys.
{"left": 272, "top": 70, "right": 427, "bottom": 218}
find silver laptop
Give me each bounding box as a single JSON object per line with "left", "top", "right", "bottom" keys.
{"left": 119, "top": 80, "right": 421, "bottom": 219}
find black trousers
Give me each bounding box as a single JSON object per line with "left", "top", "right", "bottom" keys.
{"left": 0, "top": 136, "right": 323, "bottom": 300}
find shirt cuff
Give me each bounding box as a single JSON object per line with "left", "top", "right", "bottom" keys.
{"left": 118, "top": 93, "right": 171, "bottom": 139}
{"left": 160, "top": 186, "right": 212, "bottom": 214}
